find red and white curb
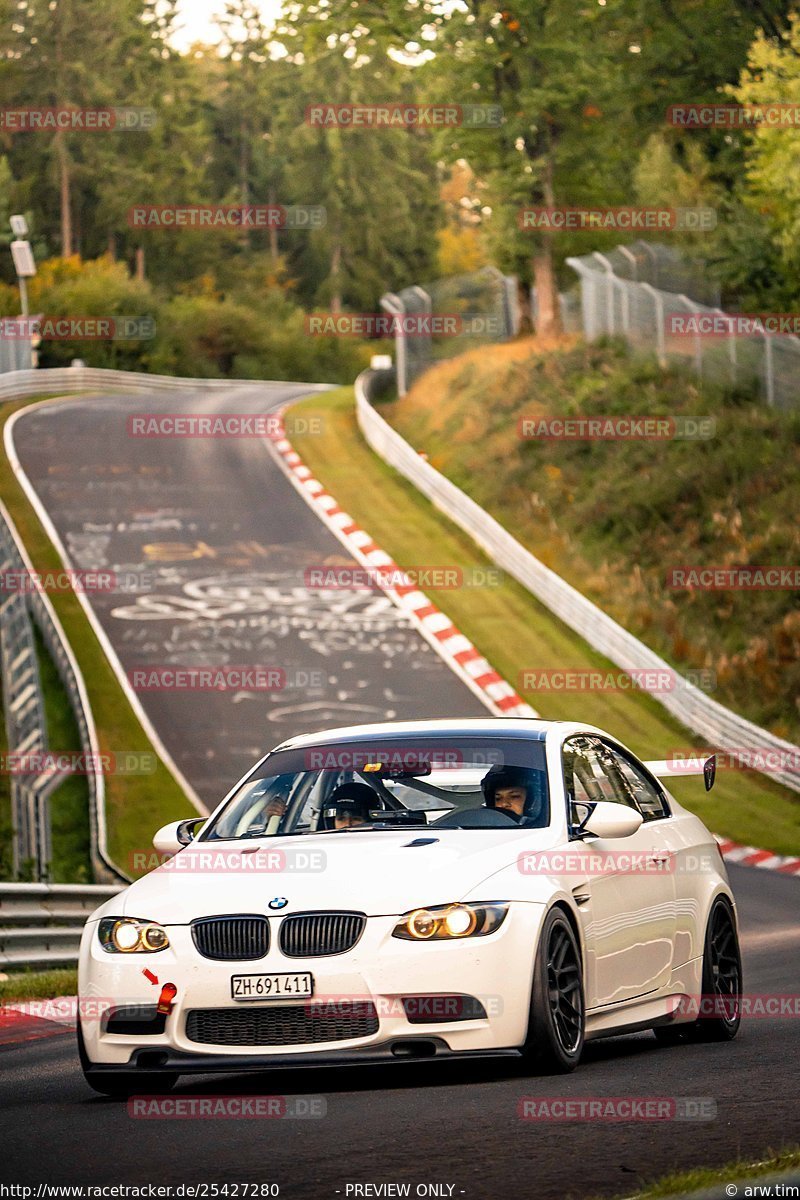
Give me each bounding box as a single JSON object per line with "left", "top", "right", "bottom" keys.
{"left": 269, "top": 425, "right": 535, "bottom": 719}
{"left": 267, "top": 418, "right": 799, "bottom": 876}
{"left": 0, "top": 996, "right": 76, "bottom": 1045}
{"left": 714, "top": 837, "right": 800, "bottom": 876}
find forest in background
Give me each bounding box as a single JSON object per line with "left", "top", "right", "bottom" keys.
{"left": 2, "top": 0, "right": 800, "bottom": 375}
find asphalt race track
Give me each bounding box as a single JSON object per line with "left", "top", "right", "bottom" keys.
{"left": 10, "top": 386, "right": 487, "bottom": 806}
{"left": 3, "top": 386, "right": 799, "bottom": 1198}
{"left": 1, "top": 865, "right": 799, "bottom": 1198}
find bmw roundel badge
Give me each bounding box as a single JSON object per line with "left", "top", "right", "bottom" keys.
{"left": 269, "top": 897, "right": 289, "bottom": 910}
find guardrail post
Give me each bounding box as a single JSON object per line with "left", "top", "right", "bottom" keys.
{"left": 380, "top": 292, "right": 407, "bottom": 395}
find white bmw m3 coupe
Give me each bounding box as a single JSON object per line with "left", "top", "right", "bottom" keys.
{"left": 77, "top": 718, "right": 742, "bottom": 1095}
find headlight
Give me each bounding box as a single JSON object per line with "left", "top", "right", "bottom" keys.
{"left": 392, "top": 902, "right": 508, "bottom": 941}
{"left": 98, "top": 917, "right": 170, "bottom": 954}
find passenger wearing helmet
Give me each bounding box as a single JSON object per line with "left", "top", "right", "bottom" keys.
{"left": 481, "top": 763, "right": 546, "bottom": 827}
{"left": 323, "top": 782, "right": 376, "bottom": 830}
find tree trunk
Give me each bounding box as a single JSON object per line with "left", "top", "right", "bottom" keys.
{"left": 268, "top": 187, "right": 278, "bottom": 259}
{"left": 516, "top": 279, "right": 534, "bottom": 334}
{"left": 532, "top": 242, "right": 561, "bottom": 338}
{"left": 107, "top": 232, "right": 117, "bottom": 260}
{"left": 239, "top": 118, "right": 250, "bottom": 250}
{"left": 532, "top": 153, "right": 562, "bottom": 337}
{"left": 57, "top": 131, "right": 73, "bottom": 257}
{"left": 330, "top": 241, "right": 342, "bottom": 313}
{"left": 135, "top": 246, "right": 145, "bottom": 281}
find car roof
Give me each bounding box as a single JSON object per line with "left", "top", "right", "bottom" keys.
{"left": 270, "top": 717, "right": 592, "bottom": 753}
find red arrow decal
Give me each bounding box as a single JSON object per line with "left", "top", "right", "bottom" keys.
{"left": 142, "top": 968, "right": 159, "bottom": 985}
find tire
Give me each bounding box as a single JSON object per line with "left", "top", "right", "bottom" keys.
{"left": 695, "top": 896, "right": 742, "bottom": 1041}
{"left": 652, "top": 896, "right": 742, "bottom": 1046}
{"left": 77, "top": 1020, "right": 178, "bottom": 1099}
{"left": 521, "top": 906, "right": 585, "bottom": 1073}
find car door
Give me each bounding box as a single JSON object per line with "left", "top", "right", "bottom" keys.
{"left": 562, "top": 735, "right": 676, "bottom": 1008}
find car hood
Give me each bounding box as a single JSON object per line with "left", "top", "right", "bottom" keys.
{"left": 116, "top": 828, "right": 562, "bottom": 922}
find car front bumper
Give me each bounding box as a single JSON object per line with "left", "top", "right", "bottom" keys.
{"left": 78, "top": 905, "right": 545, "bottom": 1070}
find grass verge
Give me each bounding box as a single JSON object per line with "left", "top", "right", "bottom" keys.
{"left": 33, "top": 625, "right": 92, "bottom": 882}
{"left": 0, "top": 393, "right": 192, "bottom": 877}
{"left": 384, "top": 337, "right": 800, "bottom": 743}
{"left": 592, "top": 1147, "right": 800, "bottom": 1199}
{"left": 291, "top": 387, "right": 799, "bottom": 855}
{"left": 0, "top": 967, "right": 77, "bottom": 1002}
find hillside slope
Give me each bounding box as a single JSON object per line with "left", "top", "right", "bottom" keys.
{"left": 382, "top": 338, "right": 800, "bottom": 743}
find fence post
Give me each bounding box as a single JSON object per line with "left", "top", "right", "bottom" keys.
{"left": 617, "top": 243, "right": 638, "bottom": 281}
{"left": 719, "top": 309, "right": 738, "bottom": 386}
{"left": 639, "top": 283, "right": 666, "bottom": 366}
{"left": 591, "top": 252, "right": 615, "bottom": 335}
{"left": 763, "top": 332, "right": 775, "bottom": 407}
{"left": 677, "top": 295, "right": 703, "bottom": 379}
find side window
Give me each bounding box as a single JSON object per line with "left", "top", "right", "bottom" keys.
{"left": 562, "top": 736, "right": 620, "bottom": 829}
{"left": 599, "top": 743, "right": 670, "bottom": 822}
{"left": 562, "top": 735, "right": 639, "bottom": 832}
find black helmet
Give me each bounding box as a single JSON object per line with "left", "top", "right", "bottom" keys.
{"left": 324, "top": 782, "right": 376, "bottom": 824}
{"left": 481, "top": 764, "right": 542, "bottom": 820}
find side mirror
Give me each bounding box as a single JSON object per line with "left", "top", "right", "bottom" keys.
{"left": 153, "top": 817, "right": 205, "bottom": 858}
{"left": 582, "top": 801, "right": 643, "bottom": 840}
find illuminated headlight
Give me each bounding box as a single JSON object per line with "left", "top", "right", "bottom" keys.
{"left": 98, "top": 918, "right": 170, "bottom": 954}
{"left": 392, "top": 903, "right": 508, "bottom": 941}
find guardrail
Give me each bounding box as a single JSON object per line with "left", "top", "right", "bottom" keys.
{"left": 0, "top": 365, "right": 330, "bottom": 402}
{"left": 0, "top": 882, "right": 123, "bottom": 969}
{"left": 0, "top": 500, "right": 129, "bottom": 884}
{"left": 355, "top": 368, "right": 800, "bottom": 795}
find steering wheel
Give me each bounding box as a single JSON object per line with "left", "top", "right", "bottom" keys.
{"left": 431, "top": 807, "right": 519, "bottom": 829}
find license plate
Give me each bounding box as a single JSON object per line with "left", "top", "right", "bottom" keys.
{"left": 231, "top": 972, "right": 314, "bottom": 1001}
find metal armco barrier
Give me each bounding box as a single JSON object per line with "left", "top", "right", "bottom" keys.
{"left": 355, "top": 368, "right": 800, "bottom": 795}
{"left": 0, "top": 882, "right": 122, "bottom": 969}
{"left": 0, "top": 500, "right": 128, "bottom": 884}
{"left": 0, "top": 365, "right": 329, "bottom": 401}
{"left": 0, "top": 522, "right": 49, "bottom": 875}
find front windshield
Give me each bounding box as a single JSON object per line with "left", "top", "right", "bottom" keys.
{"left": 201, "top": 736, "right": 549, "bottom": 840}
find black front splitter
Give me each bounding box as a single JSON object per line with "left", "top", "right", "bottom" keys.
{"left": 90, "top": 1039, "right": 521, "bottom": 1074}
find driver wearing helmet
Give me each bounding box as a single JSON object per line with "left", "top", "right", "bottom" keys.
{"left": 481, "top": 763, "right": 546, "bottom": 827}
{"left": 322, "top": 782, "right": 376, "bottom": 830}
